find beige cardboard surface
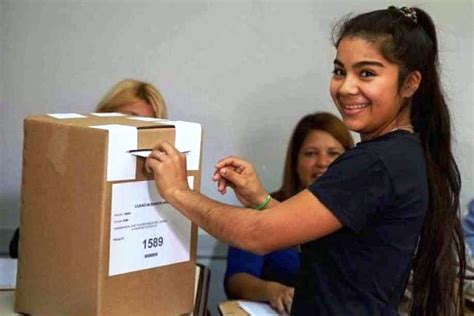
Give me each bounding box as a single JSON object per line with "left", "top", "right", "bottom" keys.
{"left": 218, "top": 301, "right": 249, "bottom": 316}
{"left": 16, "top": 114, "right": 199, "bottom": 316}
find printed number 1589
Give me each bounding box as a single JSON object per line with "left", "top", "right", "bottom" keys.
{"left": 143, "top": 237, "right": 163, "bottom": 249}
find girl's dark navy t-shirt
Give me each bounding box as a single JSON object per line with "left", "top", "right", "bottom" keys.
{"left": 291, "top": 130, "right": 428, "bottom": 316}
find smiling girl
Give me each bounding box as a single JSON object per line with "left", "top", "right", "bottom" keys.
{"left": 146, "top": 6, "right": 465, "bottom": 315}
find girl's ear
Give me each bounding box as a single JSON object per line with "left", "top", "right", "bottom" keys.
{"left": 402, "top": 70, "right": 422, "bottom": 98}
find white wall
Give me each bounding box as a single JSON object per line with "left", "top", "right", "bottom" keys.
{"left": 0, "top": 0, "right": 472, "bottom": 313}
{"left": 0, "top": 0, "right": 7, "bottom": 228}
{"left": 1, "top": 0, "right": 472, "bottom": 230}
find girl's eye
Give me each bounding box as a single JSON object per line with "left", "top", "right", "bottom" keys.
{"left": 332, "top": 68, "right": 345, "bottom": 77}
{"left": 328, "top": 151, "right": 341, "bottom": 157}
{"left": 360, "top": 70, "right": 375, "bottom": 78}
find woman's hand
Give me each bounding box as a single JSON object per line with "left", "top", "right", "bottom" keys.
{"left": 212, "top": 156, "right": 268, "bottom": 208}
{"left": 145, "top": 141, "right": 190, "bottom": 201}
{"left": 266, "top": 282, "right": 294, "bottom": 314}
{"left": 227, "top": 273, "right": 294, "bottom": 315}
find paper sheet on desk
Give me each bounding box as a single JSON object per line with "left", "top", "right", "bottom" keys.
{"left": 237, "top": 300, "right": 288, "bottom": 315}
{"left": 0, "top": 258, "right": 17, "bottom": 289}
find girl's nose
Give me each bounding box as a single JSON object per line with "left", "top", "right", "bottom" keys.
{"left": 339, "top": 76, "right": 359, "bottom": 95}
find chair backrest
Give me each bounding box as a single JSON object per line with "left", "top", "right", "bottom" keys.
{"left": 194, "top": 263, "right": 211, "bottom": 316}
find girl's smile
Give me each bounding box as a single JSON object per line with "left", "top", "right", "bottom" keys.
{"left": 339, "top": 102, "right": 370, "bottom": 116}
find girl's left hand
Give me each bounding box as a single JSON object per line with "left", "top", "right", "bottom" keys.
{"left": 145, "top": 141, "right": 190, "bottom": 200}
{"left": 212, "top": 156, "right": 268, "bottom": 208}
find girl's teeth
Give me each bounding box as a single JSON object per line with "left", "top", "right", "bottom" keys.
{"left": 344, "top": 103, "right": 368, "bottom": 109}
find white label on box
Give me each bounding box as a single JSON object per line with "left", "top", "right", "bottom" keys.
{"left": 0, "top": 258, "right": 17, "bottom": 289}
{"left": 173, "top": 121, "right": 201, "bottom": 170}
{"left": 90, "top": 112, "right": 126, "bottom": 117}
{"left": 109, "top": 178, "right": 193, "bottom": 276}
{"left": 91, "top": 124, "right": 137, "bottom": 181}
{"left": 47, "top": 113, "right": 87, "bottom": 119}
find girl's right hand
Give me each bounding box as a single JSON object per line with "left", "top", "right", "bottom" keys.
{"left": 212, "top": 156, "right": 268, "bottom": 208}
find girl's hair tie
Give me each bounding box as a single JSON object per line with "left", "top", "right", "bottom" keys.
{"left": 388, "top": 6, "right": 418, "bottom": 24}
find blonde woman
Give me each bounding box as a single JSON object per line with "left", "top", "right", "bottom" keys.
{"left": 96, "top": 79, "right": 167, "bottom": 118}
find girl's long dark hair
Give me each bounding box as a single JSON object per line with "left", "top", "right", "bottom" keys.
{"left": 334, "top": 7, "right": 465, "bottom": 315}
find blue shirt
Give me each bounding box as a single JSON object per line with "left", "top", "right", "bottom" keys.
{"left": 291, "top": 131, "right": 428, "bottom": 315}
{"left": 225, "top": 246, "right": 300, "bottom": 295}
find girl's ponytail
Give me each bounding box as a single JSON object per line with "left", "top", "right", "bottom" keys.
{"left": 410, "top": 8, "right": 465, "bottom": 315}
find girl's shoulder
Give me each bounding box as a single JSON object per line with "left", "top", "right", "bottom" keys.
{"left": 360, "top": 130, "right": 424, "bottom": 167}
{"left": 350, "top": 130, "right": 424, "bottom": 167}
{"left": 328, "top": 130, "right": 426, "bottom": 185}
{"left": 357, "top": 130, "right": 421, "bottom": 151}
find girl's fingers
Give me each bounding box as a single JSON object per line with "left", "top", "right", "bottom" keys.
{"left": 217, "top": 178, "right": 227, "bottom": 194}
{"left": 219, "top": 168, "right": 246, "bottom": 188}
{"left": 150, "top": 141, "right": 183, "bottom": 161}
{"left": 212, "top": 169, "right": 222, "bottom": 181}
{"left": 215, "top": 156, "right": 247, "bottom": 170}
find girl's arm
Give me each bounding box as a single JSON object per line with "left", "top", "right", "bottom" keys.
{"left": 165, "top": 188, "right": 340, "bottom": 254}
{"left": 145, "top": 142, "right": 342, "bottom": 254}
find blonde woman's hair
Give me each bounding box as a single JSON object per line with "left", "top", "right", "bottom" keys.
{"left": 96, "top": 79, "right": 167, "bottom": 118}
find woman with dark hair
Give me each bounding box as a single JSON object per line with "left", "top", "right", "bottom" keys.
{"left": 146, "top": 6, "right": 465, "bottom": 315}
{"left": 225, "top": 112, "right": 353, "bottom": 314}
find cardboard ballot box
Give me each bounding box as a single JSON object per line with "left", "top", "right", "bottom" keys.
{"left": 15, "top": 113, "right": 202, "bottom": 316}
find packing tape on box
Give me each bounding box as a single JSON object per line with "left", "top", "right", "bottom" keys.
{"left": 90, "top": 112, "right": 126, "bottom": 117}
{"left": 91, "top": 120, "right": 202, "bottom": 181}
{"left": 168, "top": 120, "right": 202, "bottom": 171}
{"left": 91, "top": 124, "right": 138, "bottom": 181}
{"left": 47, "top": 113, "right": 88, "bottom": 119}
{"left": 126, "top": 117, "right": 202, "bottom": 171}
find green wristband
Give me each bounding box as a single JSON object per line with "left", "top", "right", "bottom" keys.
{"left": 255, "top": 194, "right": 271, "bottom": 211}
